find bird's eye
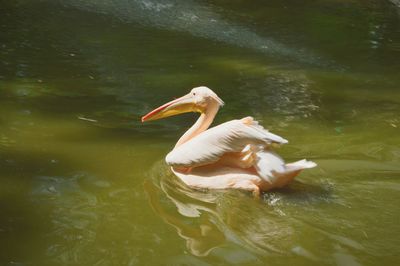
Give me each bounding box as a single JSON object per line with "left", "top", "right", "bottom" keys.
{"left": 193, "top": 92, "right": 196, "bottom": 96}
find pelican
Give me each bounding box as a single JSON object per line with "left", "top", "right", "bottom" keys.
{"left": 141, "top": 86, "right": 316, "bottom": 195}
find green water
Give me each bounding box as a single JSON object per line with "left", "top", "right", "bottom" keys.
{"left": 1, "top": 0, "right": 400, "bottom": 265}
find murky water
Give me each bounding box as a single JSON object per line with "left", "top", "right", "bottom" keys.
{"left": 1, "top": 0, "right": 399, "bottom": 265}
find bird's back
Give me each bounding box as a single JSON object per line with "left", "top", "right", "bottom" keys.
{"left": 166, "top": 117, "right": 287, "bottom": 168}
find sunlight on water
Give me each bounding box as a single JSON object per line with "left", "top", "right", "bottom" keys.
{"left": 1, "top": 0, "right": 399, "bottom": 265}
{"left": 57, "top": 0, "right": 326, "bottom": 66}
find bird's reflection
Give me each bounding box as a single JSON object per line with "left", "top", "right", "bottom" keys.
{"left": 143, "top": 161, "right": 318, "bottom": 257}
{"left": 144, "top": 164, "right": 226, "bottom": 257}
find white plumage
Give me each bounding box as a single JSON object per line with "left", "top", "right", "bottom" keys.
{"left": 166, "top": 117, "right": 287, "bottom": 168}
{"left": 142, "top": 86, "right": 316, "bottom": 194}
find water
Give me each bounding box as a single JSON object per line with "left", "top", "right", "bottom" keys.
{"left": 1, "top": 0, "right": 399, "bottom": 265}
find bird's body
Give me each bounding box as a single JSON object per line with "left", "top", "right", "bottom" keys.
{"left": 142, "top": 86, "right": 316, "bottom": 195}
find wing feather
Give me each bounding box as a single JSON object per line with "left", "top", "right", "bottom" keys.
{"left": 166, "top": 117, "right": 288, "bottom": 168}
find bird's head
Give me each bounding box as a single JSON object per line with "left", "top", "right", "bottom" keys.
{"left": 141, "top": 86, "right": 224, "bottom": 122}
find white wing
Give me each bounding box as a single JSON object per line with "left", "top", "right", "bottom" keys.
{"left": 166, "top": 117, "right": 288, "bottom": 168}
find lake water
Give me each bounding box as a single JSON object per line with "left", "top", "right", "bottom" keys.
{"left": 1, "top": 0, "right": 399, "bottom": 265}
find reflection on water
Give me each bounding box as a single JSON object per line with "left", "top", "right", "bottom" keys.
{"left": 144, "top": 162, "right": 291, "bottom": 258}
{"left": 145, "top": 161, "right": 335, "bottom": 261}
{"left": 144, "top": 157, "right": 400, "bottom": 265}
{"left": 145, "top": 174, "right": 226, "bottom": 257}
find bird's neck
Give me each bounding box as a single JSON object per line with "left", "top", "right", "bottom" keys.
{"left": 175, "top": 101, "right": 220, "bottom": 147}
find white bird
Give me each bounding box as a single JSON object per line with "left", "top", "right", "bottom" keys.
{"left": 142, "top": 86, "right": 316, "bottom": 195}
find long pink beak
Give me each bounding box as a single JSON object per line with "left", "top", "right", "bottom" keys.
{"left": 141, "top": 97, "right": 182, "bottom": 122}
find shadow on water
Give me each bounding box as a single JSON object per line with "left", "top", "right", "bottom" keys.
{"left": 0, "top": 192, "right": 51, "bottom": 264}
{"left": 144, "top": 161, "right": 334, "bottom": 260}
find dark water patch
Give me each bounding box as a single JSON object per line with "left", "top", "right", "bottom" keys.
{"left": 0, "top": 192, "right": 51, "bottom": 265}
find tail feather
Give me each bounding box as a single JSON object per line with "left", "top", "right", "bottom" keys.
{"left": 285, "top": 159, "right": 317, "bottom": 171}
{"left": 254, "top": 150, "right": 285, "bottom": 184}
{"left": 254, "top": 151, "right": 316, "bottom": 186}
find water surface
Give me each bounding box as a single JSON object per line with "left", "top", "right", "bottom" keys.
{"left": 1, "top": 0, "right": 400, "bottom": 265}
